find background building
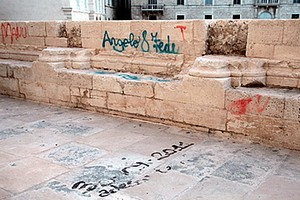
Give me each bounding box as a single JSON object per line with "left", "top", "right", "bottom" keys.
{"left": 131, "top": 0, "right": 300, "bottom": 20}
{"left": 0, "top": 0, "right": 130, "bottom": 21}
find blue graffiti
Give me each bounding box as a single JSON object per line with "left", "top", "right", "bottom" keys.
{"left": 94, "top": 70, "right": 171, "bottom": 82}
{"left": 102, "top": 30, "right": 179, "bottom": 54}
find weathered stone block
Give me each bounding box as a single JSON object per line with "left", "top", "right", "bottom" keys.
{"left": 44, "top": 82, "right": 70, "bottom": 102}
{"left": 27, "top": 22, "right": 46, "bottom": 37}
{"left": 107, "top": 93, "right": 146, "bottom": 115}
{"left": 70, "top": 87, "right": 80, "bottom": 96}
{"left": 17, "top": 36, "right": 45, "bottom": 46}
{"left": 93, "top": 75, "right": 122, "bottom": 93}
{"left": 155, "top": 76, "right": 231, "bottom": 109}
{"left": 227, "top": 113, "right": 284, "bottom": 141}
{"left": 82, "top": 97, "right": 107, "bottom": 109}
{"left": 266, "top": 76, "right": 298, "bottom": 88}
{"left": 145, "top": 98, "right": 180, "bottom": 121}
{"left": 45, "top": 37, "right": 68, "bottom": 47}
{"left": 0, "top": 63, "right": 7, "bottom": 77}
{"left": 282, "top": 20, "right": 300, "bottom": 46}
{"left": 58, "top": 70, "right": 93, "bottom": 89}
{"left": 161, "top": 20, "right": 194, "bottom": 42}
{"left": 226, "top": 88, "right": 285, "bottom": 118}
{"left": 19, "top": 80, "right": 46, "bottom": 98}
{"left": 31, "top": 62, "right": 59, "bottom": 83}
{"left": 81, "top": 22, "right": 102, "bottom": 38}
{"left": 123, "top": 80, "right": 154, "bottom": 97}
{"left": 284, "top": 94, "right": 300, "bottom": 121}
{"left": 247, "top": 20, "right": 284, "bottom": 45}
{"left": 46, "top": 21, "right": 67, "bottom": 37}
{"left": 246, "top": 43, "right": 275, "bottom": 59}
{"left": 82, "top": 38, "right": 102, "bottom": 49}
{"left": 283, "top": 120, "right": 300, "bottom": 150}
{"left": 0, "top": 77, "right": 19, "bottom": 95}
{"left": 274, "top": 46, "right": 300, "bottom": 61}
{"left": 101, "top": 21, "right": 131, "bottom": 41}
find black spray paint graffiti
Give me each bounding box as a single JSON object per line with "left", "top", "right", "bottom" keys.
{"left": 102, "top": 30, "right": 179, "bottom": 54}
{"left": 151, "top": 141, "right": 194, "bottom": 160}
{"left": 72, "top": 175, "right": 150, "bottom": 197}
{"left": 71, "top": 141, "right": 194, "bottom": 198}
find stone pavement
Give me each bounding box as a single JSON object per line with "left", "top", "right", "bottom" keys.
{"left": 0, "top": 95, "right": 300, "bottom": 200}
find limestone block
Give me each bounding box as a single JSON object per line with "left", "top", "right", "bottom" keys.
{"left": 284, "top": 94, "right": 300, "bottom": 121}
{"left": 283, "top": 120, "right": 300, "bottom": 150}
{"left": 155, "top": 76, "right": 231, "bottom": 109}
{"left": 226, "top": 88, "right": 285, "bottom": 118}
{"left": 44, "top": 82, "right": 70, "bottom": 102}
{"left": 0, "top": 77, "right": 19, "bottom": 96}
{"left": 107, "top": 93, "right": 146, "bottom": 115}
{"left": 90, "top": 90, "right": 106, "bottom": 98}
{"left": 58, "top": 70, "right": 93, "bottom": 89}
{"left": 45, "top": 37, "right": 68, "bottom": 47}
{"left": 70, "top": 87, "right": 80, "bottom": 96}
{"left": 82, "top": 38, "right": 102, "bottom": 49}
{"left": 81, "top": 21, "right": 102, "bottom": 38}
{"left": 101, "top": 21, "right": 131, "bottom": 40}
{"left": 31, "top": 61, "right": 59, "bottom": 83}
{"left": 227, "top": 113, "right": 284, "bottom": 141}
{"left": 145, "top": 98, "right": 180, "bottom": 121}
{"left": 46, "top": 21, "right": 67, "bottom": 37}
{"left": 274, "top": 45, "right": 300, "bottom": 61}
{"left": 66, "top": 22, "right": 82, "bottom": 48}
{"left": 161, "top": 20, "right": 194, "bottom": 43}
{"left": 283, "top": 20, "right": 300, "bottom": 46}
{"left": 177, "top": 103, "right": 227, "bottom": 130}
{"left": 26, "top": 22, "right": 46, "bottom": 37}
{"left": 16, "top": 36, "right": 45, "bottom": 46}
{"left": 0, "top": 63, "right": 7, "bottom": 77}
{"left": 14, "top": 66, "right": 34, "bottom": 81}
{"left": 82, "top": 97, "right": 107, "bottom": 109}
{"left": 93, "top": 75, "right": 122, "bottom": 93}
{"left": 19, "top": 80, "right": 47, "bottom": 99}
{"left": 189, "top": 56, "right": 231, "bottom": 78}
{"left": 123, "top": 80, "right": 154, "bottom": 98}
{"left": 247, "top": 20, "right": 284, "bottom": 45}
{"left": 266, "top": 77, "right": 298, "bottom": 88}
{"left": 246, "top": 43, "right": 275, "bottom": 59}
{"left": 193, "top": 20, "right": 207, "bottom": 43}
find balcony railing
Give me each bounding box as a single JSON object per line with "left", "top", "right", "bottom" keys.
{"left": 141, "top": 4, "right": 164, "bottom": 12}
{"left": 255, "top": 0, "right": 279, "bottom": 5}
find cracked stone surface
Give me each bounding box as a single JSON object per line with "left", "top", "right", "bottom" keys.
{"left": 0, "top": 95, "right": 300, "bottom": 200}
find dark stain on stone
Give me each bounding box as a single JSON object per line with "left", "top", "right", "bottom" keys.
{"left": 67, "top": 26, "right": 82, "bottom": 48}
{"left": 207, "top": 20, "right": 248, "bottom": 56}
{"left": 59, "top": 24, "right": 68, "bottom": 38}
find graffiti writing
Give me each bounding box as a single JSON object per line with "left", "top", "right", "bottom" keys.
{"left": 151, "top": 141, "right": 194, "bottom": 160}
{"left": 102, "top": 30, "right": 179, "bottom": 54}
{"left": 1, "top": 22, "right": 27, "bottom": 44}
{"left": 71, "top": 141, "right": 193, "bottom": 198}
{"left": 228, "top": 94, "right": 271, "bottom": 115}
{"left": 72, "top": 175, "right": 150, "bottom": 197}
{"left": 175, "top": 25, "right": 187, "bottom": 40}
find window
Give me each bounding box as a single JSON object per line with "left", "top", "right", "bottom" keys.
{"left": 294, "top": 0, "right": 300, "bottom": 3}
{"left": 205, "top": 0, "right": 213, "bottom": 5}
{"left": 292, "top": 14, "right": 300, "bottom": 19}
{"left": 205, "top": 15, "right": 212, "bottom": 19}
{"left": 149, "top": 15, "right": 157, "bottom": 20}
{"left": 177, "top": 0, "right": 184, "bottom": 5}
{"left": 177, "top": 15, "right": 185, "bottom": 20}
{"left": 233, "top": 15, "right": 240, "bottom": 19}
{"left": 148, "top": 0, "right": 157, "bottom": 4}
{"left": 233, "top": 0, "right": 241, "bottom": 4}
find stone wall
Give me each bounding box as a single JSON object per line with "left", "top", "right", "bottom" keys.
{"left": 0, "top": 19, "right": 299, "bottom": 150}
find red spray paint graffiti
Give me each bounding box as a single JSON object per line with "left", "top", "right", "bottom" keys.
{"left": 228, "top": 94, "right": 271, "bottom": 115}
{"left": 1, "top": 22, "right": 27, "bottom": 44}
{"left": 175, "top": 25, "right": 187, "bottom": 40}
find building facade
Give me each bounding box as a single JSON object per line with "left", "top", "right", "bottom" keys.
{"left": 0, "top": 0, "right": 130, "bottom": 21}
{"left": 131, "top": 0, "right": 300, "bottom": 20}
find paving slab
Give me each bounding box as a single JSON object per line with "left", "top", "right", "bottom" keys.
{"left": 0, "top": 95, "right": 300, "bottom": 199}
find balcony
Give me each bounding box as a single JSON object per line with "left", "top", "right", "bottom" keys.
{"left": 255, "top": 0, "right": 279, "bottom": 6}
{"left": 141, "top": 4, "right": 164, "bottom": 12}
